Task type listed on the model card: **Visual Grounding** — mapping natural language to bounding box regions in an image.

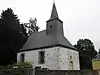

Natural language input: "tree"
[0,8,20,32]
[20,23,28,37]
[24,18,39,36]
[74,39,97,69]
[0,8,27,65]
[0,8,39,65]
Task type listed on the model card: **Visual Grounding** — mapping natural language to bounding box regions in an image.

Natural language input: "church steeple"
[50,3,59,19]
[46,3,63,36]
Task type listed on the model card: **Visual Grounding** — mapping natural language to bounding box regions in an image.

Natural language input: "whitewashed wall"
[58,47,80,70]
[17,46,80,70]
[17,47,59,70]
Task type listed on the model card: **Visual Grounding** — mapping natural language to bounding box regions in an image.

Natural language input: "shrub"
[17,61,33,69]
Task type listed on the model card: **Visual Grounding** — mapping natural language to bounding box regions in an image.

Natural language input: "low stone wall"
[35,70,98,75]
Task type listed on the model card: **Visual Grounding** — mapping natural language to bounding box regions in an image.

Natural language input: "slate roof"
[19,3,76,52]
[50,2,59,19]
[19,30,75,52]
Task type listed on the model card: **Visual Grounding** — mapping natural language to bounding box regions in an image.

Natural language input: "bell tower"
[46,3,64,36]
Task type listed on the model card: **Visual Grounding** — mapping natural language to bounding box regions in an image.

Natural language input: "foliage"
[0,8,27,38]
[0,8,27,65]
[20,24,28,37]
[0,8,20,32]
[17,61,33,69]
[74,39,97,69]
[0,62,32,69]
[0,8,39,66]
[0,61,33,75]
[24,18,39,36]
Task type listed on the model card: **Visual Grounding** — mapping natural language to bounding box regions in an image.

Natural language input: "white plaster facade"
[17,46,80,70]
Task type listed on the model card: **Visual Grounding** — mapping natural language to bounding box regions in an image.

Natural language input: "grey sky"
[0,0,100,51]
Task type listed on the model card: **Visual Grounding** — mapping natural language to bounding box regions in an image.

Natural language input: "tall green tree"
[0,8,27,65]
[24,18,39,36]
[0,8,20,32]
[74,39,97,69]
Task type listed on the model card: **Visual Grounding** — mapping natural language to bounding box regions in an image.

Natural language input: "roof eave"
[18,44,76,53]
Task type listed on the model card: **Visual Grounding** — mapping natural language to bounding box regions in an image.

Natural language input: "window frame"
[38,50,45,64]
[20,53,25,62]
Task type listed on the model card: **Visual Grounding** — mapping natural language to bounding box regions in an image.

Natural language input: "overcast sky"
[0,0,100,51]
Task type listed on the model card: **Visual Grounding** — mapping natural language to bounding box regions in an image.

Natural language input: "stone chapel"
[17,3,80,70]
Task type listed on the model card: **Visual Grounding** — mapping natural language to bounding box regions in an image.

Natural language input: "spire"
[50,3,59,19]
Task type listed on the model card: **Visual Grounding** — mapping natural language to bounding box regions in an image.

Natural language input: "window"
[50,25,52,28]
[69,61,73,70]
[38,51,45,64]
[70,61,73,64]
[70,56,72,59]
[20,53,25,62]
